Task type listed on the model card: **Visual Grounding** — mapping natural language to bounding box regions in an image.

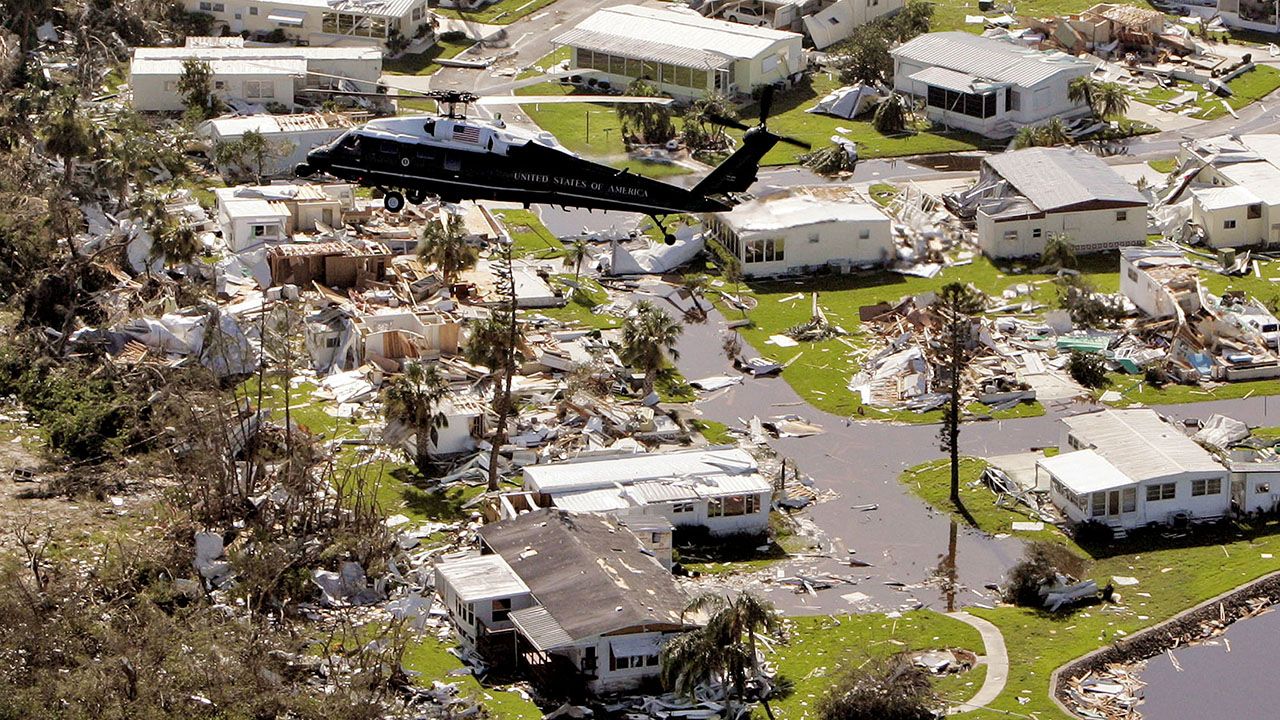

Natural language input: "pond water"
[1138,607,1280,719]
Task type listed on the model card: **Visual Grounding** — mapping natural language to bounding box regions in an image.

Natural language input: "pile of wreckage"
[847,292,1039,413]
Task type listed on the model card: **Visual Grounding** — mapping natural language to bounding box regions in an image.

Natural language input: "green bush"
[1068,351,1109,389]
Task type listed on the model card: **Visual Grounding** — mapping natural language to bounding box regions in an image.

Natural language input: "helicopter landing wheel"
[406,189,427,205]
[664,233,676,246]
[383,190,405,213]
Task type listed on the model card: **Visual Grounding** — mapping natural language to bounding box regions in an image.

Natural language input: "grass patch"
[1147,157,1177,175]
[901,457,1067,542]
[771,612,987,717]
[690,418,736,445]
[717,252,1117,417]
[434,0,560,25]
[384,38,475,76]
[401,638,542,719]
[973,518,1280,719]
[513,81,693,179]
[730,73,991,165]
[869,182,900,207]
[493,208,563,258]
[1130,65,1280,121]
[1101,373,1280,406]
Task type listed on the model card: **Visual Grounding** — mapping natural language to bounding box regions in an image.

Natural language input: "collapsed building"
[1022,3,1196,58]
[1160,134,1280,248]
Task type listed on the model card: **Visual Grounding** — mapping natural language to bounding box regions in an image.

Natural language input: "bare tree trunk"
[948,326,962,507]
[415,426,431,475]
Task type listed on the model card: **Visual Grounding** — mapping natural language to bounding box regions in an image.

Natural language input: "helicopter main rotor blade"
[481,95,673,106]
[777,134,812,150]
[702,112,751,131]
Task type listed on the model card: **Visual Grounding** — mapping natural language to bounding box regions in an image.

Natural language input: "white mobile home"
[704,189,894,277]
[215,183,354,250]
[514,447,772,536]
[554,4,803,101]
[184,0,434,46]
[967,147,1147,258]
[1119,246,1201,320]
[1171,134,1280,249]
[1040,409,1229,532]
[1228,461,1280,515]
[472,510,693,694]
[890,32,1094,138]
[129,45,381,112]
[433,555,535,654]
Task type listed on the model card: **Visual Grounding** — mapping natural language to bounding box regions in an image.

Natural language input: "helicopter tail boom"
[691,127,780,200]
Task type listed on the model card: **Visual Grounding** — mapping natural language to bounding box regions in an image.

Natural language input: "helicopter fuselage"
[299,115,736,216]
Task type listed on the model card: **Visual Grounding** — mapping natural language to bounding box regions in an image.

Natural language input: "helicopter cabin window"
[444,153,462,172]
[744,237,784,264]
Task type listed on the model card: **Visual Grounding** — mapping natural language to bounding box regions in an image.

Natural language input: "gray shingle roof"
[984,147,1147,212]
[480,510,689,643]
[891,31,1092,88]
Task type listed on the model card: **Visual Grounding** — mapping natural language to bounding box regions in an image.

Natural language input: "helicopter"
[294,87,810,243]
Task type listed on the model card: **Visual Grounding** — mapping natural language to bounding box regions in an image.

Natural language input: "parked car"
[722,4,770,26]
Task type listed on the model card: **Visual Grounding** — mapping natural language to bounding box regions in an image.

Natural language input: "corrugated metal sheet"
[509,605,575,651]
[985,147,1147,212]
[1062,409,1224,482]
[552,4,799,63]
[909,66,983,93]
[552,487,631,513]
[1191,184,1262,211]
[891,31,1091,88]
[552,28,729,69]
[435,555,530,602]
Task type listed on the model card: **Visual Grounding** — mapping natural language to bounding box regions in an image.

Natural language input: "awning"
[268,10,306,26]
[910,66,998,95]
[609,634,662,658]
[510,605,575,651]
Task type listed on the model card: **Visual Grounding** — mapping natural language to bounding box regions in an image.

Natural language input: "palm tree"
[1038,117,1071,147]
[662,592,782,718]
[383,362,450,475]
[43,92,93,187]
[1094,81,1130,119]
[1010,125,1041,150]
[681,273,709,315]
[418,212,477,289]
[620,300,683,396]
[617,78,676,145]
[1067,76,1097,111]
[465,310,521,491]
[564,237,590,284]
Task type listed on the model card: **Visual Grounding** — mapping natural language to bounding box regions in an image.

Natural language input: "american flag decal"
[452,124,481,143]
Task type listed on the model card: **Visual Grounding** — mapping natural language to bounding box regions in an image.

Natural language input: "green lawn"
[1131,65,1280,121]
[384,38,476,76]
[401,638,542,719]
[690,418,736,445]
[1147,156,1177,175]
[718,250,1118,417]
[731,73,992,166]
[1101,373,1280,406]
[433,0,561,25]
[513,82,694,178]
[901,457,1073,543]
[493,208,564,258]
[771,612,987,717]
[896,458,1280,720]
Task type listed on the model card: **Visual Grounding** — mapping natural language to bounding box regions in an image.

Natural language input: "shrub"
[817,652,936,720]
[1068,351,1109,389]
[1003,541,1090,607]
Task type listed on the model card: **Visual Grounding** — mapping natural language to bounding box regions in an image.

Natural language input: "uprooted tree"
[816,652,937,720]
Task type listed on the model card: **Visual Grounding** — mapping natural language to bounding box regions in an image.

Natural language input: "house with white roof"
[890,31,1094,137]
[129,44,381,112]
[802,0,905,49]
[554,4,803,100]
[183,0,433,46]
[1038,409,1229,533]
[503,447,772,536]
[1173,134,1280,249]
[198,113,359,177]
[434,510,693,693]
[703,187,894,277]
[952,146,1147,258]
